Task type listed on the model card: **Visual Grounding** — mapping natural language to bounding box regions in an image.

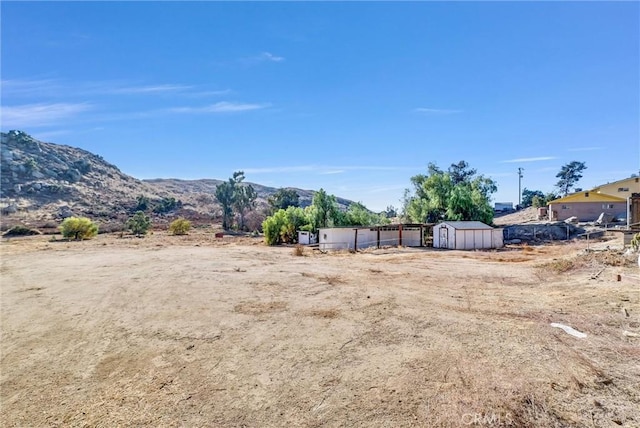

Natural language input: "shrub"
[631,232,640,252]
[60,217,98,240]
[262,206,312,245]
[127,211,151,237]
[293,244,304,256]
[169,218,191,235]
[153,197,181,214]
[2,225,42,237]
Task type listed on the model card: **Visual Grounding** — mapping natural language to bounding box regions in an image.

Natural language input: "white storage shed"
[297,231,317,245]
[432,221,503,250]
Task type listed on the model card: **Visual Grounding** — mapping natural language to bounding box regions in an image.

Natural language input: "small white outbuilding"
[318,224,424,251]
[432,221,503,250]
[297,231,317,245]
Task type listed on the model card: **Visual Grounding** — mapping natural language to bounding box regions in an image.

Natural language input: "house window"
[602,204,614,209]
[561,205,570,210]
[618,187,629,192]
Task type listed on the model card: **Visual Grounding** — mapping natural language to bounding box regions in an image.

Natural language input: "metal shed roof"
[438,221,493,230]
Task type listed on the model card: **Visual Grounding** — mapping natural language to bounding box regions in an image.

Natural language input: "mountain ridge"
[0,130,354,229]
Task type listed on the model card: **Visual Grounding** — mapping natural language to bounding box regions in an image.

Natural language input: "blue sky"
[1,2,638,211]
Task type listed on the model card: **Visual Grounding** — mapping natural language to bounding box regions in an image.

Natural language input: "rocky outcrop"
[503,222,585,242]
[0,130,166,220]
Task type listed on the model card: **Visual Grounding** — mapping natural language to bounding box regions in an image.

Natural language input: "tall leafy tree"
[232,171,257,231]
[404,161,497,224]
[214,171,258,230]
[448,160,477,185]
[555,161,587,196]
[214,180,235,230]
[342,202,389,226]
[521,188,546,208]
[309,188,340,230]
[268,188,300,212]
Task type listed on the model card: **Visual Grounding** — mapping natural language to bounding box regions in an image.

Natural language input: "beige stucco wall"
[594,177,640,200]
[548,201,627,222]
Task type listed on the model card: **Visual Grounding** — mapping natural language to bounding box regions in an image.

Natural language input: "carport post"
[377,227,380,249]
[399,224,403,246]
[354,229,358,252]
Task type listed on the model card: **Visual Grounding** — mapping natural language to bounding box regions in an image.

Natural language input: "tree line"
[520,161,587,208]
[218,159,588,245]
[262,189,390,245]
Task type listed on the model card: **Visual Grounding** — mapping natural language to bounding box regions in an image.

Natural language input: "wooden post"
[399,224,403,246]
[377,227,380,249]
[354,229,358,252]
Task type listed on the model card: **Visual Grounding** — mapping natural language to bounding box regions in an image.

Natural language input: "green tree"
[404,161,497,224]
[309,188,340,230]
[127,211,151,237]
[448,160,477,185]
[545,191,559,204]
[153,197,181,214]
[343,202,390,226]
[214,171,257,230]
[555,161,587,196]
[215,179,236,230]
[531,195,543,208]
[268,188,300,212]
[232,171,257,231]
[60,217,99,240]
[135,195,150,212]
[384,205,397,219]
[521,188,546,208]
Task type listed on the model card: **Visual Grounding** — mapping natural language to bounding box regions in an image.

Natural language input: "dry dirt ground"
[1,231,639,427]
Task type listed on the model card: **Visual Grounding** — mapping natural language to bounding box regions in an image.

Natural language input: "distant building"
[494,202,513,212]
[548,176,639,222]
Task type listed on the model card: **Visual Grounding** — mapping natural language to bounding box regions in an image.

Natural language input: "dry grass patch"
[304,309,340,319]
[233,301,288,315]
[292,244,304,256]
[323,275,346,285]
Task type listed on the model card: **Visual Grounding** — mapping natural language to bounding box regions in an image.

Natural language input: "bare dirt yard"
[1,231,639,427]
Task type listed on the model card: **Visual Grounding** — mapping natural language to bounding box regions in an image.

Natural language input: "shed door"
[439,227,449,249]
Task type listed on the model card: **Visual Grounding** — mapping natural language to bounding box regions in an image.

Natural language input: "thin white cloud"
[260,52,285,62]
[1,102,92,128]
[169,102,270,113]
[109,84,192,94]
[239,52,285,66]
[414,107,463,115]
[501,156,557,163]
[319,170,345,175]
[1,78,63,97]
[365,184,407,194]
[2,78,225,99]
[567,146,602,152]
[185,89,232,98]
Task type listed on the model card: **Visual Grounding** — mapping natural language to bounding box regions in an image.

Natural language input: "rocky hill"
[0,130,353,230]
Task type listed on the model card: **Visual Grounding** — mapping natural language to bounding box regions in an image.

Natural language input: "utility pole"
[517,167,524,208]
